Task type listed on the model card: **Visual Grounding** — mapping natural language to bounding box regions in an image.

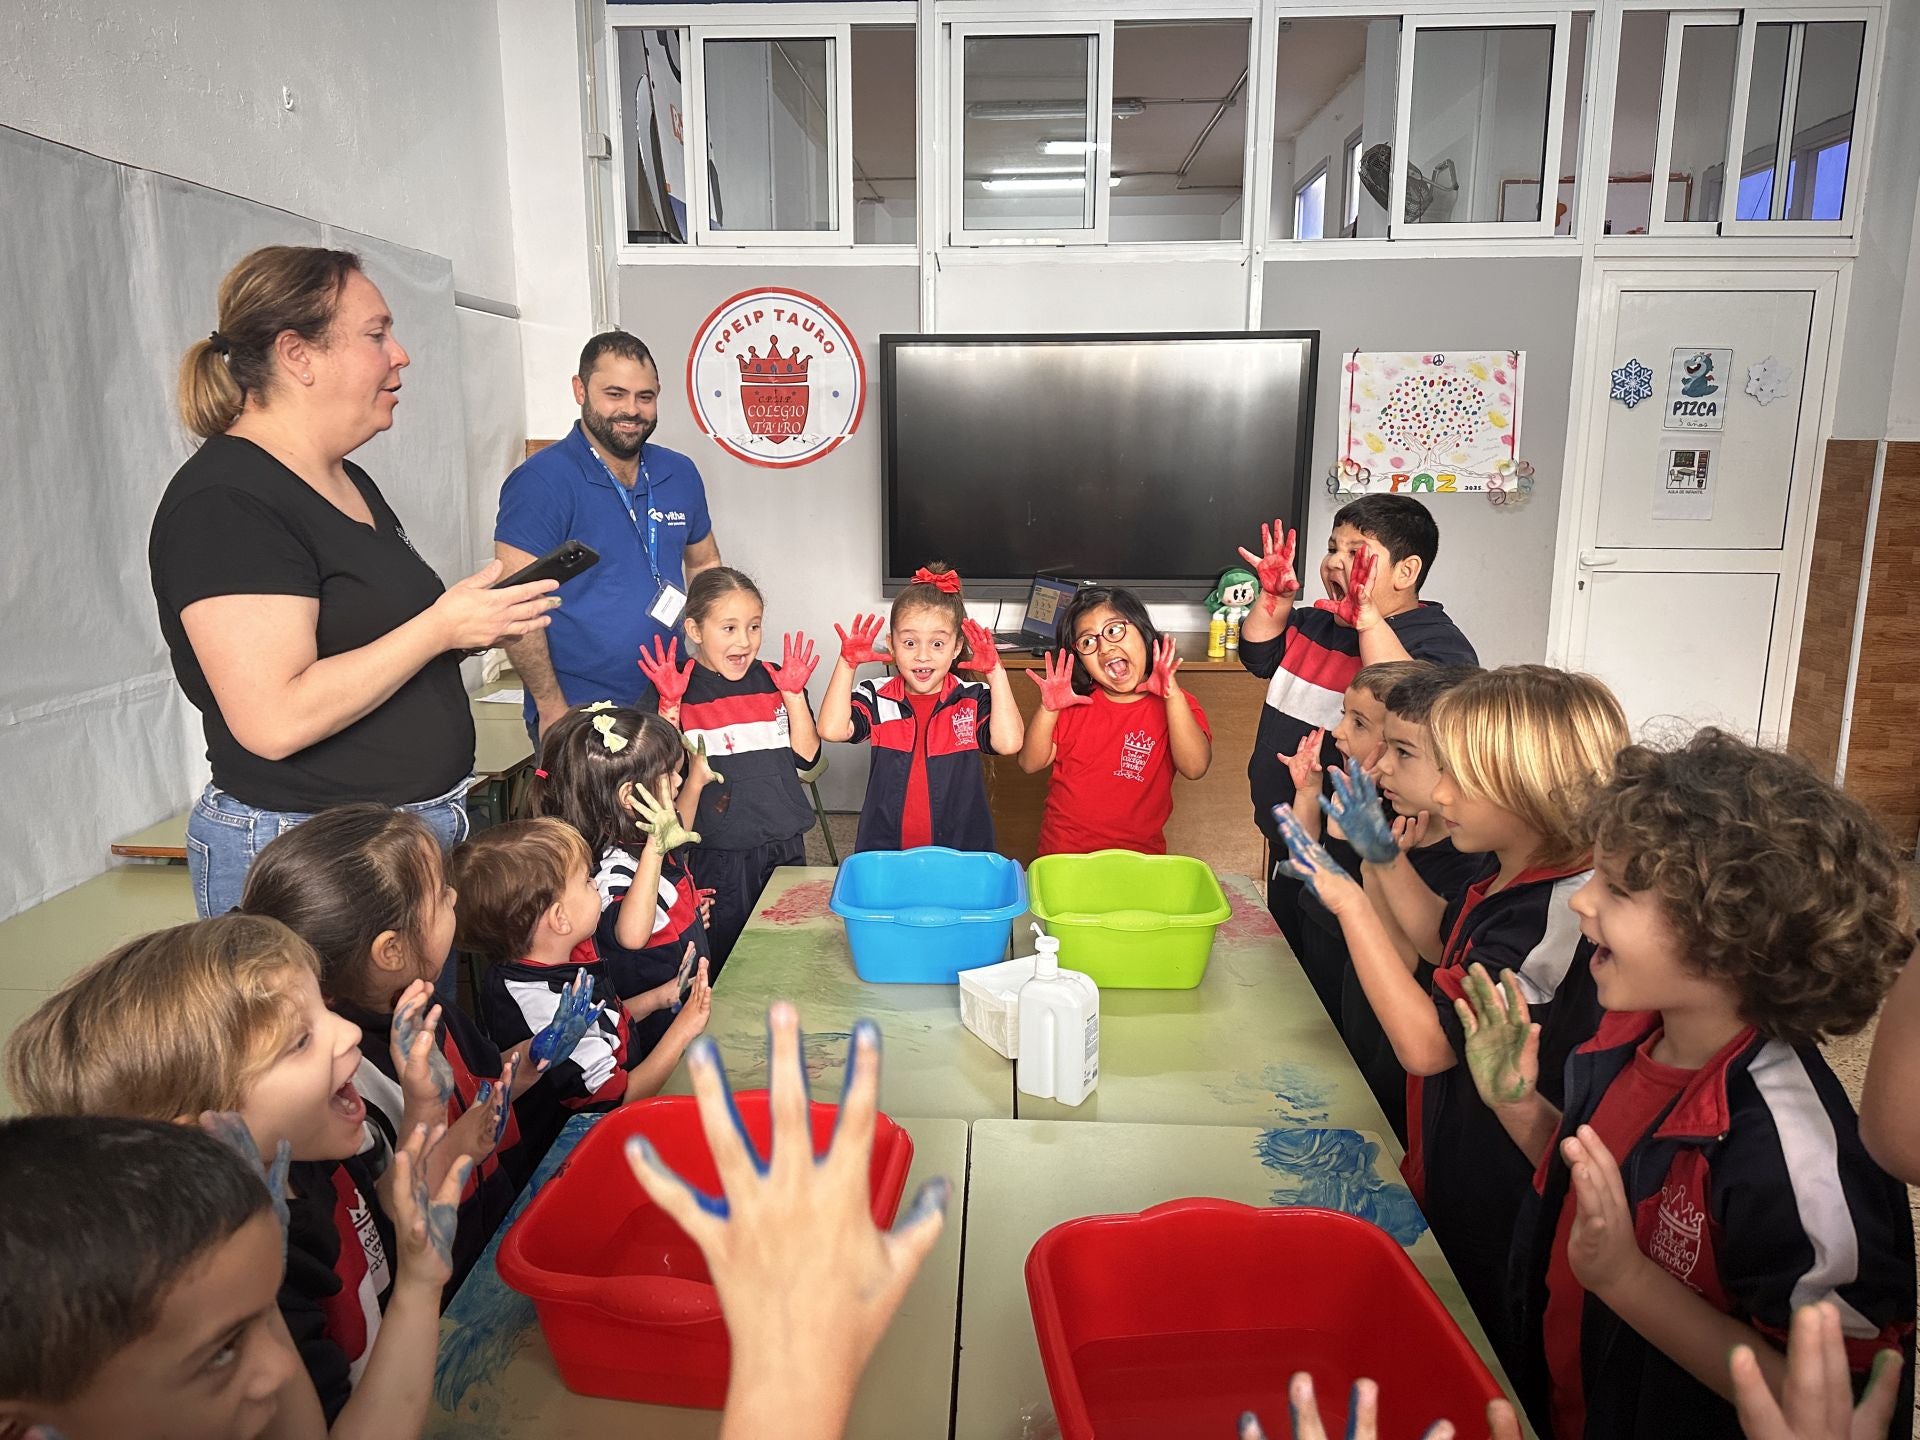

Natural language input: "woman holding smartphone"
[150,245,558,937]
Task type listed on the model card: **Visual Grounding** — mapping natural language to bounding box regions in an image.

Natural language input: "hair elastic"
[208,330,231,355]
[534,768,549,780]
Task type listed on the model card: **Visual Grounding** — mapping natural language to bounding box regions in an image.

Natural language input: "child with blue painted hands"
[1274,666,1625,1370]
[818,562,1024,852]
[3,915,473,1439]
[1450,730,1914,1440]
[452,817,711,1161]
[624,1002,950,1440]
[534,702,719,1015]
[242,804,610,1287]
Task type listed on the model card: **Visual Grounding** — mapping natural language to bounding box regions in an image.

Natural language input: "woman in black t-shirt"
[150,246,558,942]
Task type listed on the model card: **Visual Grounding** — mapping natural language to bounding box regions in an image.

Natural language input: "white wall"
[1280,70,1364,238]
[499,0,600,443]
[0,0,517,300]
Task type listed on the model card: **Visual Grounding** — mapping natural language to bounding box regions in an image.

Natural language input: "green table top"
[0,863,195,993]
[953,1118,1525,1440]
[665,867,1015,1122]
[1017,874,1402,1152]
[428,1111,969,1440]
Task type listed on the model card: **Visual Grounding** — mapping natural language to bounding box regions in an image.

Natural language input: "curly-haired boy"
[1454,728,1915,1440]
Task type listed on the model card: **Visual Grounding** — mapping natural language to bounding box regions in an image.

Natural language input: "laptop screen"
[1022,576,1080,641]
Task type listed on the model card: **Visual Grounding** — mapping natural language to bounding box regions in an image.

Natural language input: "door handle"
[1578,551,1617,568]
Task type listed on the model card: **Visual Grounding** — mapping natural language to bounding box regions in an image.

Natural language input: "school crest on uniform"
[949,704,977,747]
[1648,1181,1705,1287]
[1116,729,1155,783]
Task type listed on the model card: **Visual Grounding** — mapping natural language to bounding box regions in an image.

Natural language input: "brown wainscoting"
[1840,440,1920,848]
[526,439,558,458]
[1787,439,1878,777]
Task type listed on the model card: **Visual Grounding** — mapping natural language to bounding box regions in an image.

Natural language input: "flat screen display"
[882,331,1317,597]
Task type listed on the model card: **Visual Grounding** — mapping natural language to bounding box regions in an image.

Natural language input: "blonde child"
[1455,731,1914,1439]
[818,563,1022,851]
[1018,585,1211,855]
[450,818,711,1159]
[637,566,820,963]
[1274,665,1625,1365]
[534,703,717,1012]
[4,915,469,1437]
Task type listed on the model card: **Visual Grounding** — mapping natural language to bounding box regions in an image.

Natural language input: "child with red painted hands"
[1273,666,1623,1370]
[1451,730,1915,1440]
[3,916,473,1438]
[241,804,610,1285]
[817,563,1023,853]
[1295,661,1428,1029]
[638,567,821,965]
[1238,496,1478,963]
[453,818,712,1160]
[534,702,719,1012]
[1019,586,1213,856]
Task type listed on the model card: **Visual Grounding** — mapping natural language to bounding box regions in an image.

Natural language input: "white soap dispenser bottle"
[1015,930,1099,1106]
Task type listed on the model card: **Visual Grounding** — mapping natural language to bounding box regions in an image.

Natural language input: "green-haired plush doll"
[1205,565,1260,656]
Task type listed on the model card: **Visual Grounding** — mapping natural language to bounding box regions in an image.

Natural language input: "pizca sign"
[685,287,865,469]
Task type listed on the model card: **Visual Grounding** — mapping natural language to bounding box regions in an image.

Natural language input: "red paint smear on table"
[1218,892,1280,942]
[761,878,835,926]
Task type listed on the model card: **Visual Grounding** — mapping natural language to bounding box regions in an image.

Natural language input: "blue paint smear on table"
[1265,1061,1334,1124]
[1253,1126,1430,1246]
[433,1113,598,1418]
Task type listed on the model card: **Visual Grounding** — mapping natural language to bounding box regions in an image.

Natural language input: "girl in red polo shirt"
[1020,586,1213,856]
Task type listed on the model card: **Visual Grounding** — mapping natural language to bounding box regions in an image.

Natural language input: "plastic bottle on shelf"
[1223,605,1245,652]
[1207,611,1228,658]
[1015,930,1099,1107]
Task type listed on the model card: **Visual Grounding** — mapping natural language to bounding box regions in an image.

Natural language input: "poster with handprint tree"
[1338,351,1524,495]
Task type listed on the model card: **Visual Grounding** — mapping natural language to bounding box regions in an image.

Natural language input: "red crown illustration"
[738,337,811,381]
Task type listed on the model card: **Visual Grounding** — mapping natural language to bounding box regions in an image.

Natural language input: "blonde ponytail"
[176,246,362,440]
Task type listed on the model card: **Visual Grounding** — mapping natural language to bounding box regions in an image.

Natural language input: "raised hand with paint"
[624,1004,949,1440]
[1453,963,1542,1111]
[237,803,538,1291]
[637,634,696,721]
[1,912,461,1435]
[1278,726,1327,841]
[1326,757,1400,865]
[529,704,717,1004]
[818,564,1023,853]
[451,817,716,1159]
[1021,586,1211,858]
[1271,803,1363,914]
[1236,520,1301,616]
[664,568,823,966]
[1236,1372,1521,1440]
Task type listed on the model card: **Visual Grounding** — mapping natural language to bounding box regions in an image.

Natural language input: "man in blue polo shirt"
[494,331,722,738]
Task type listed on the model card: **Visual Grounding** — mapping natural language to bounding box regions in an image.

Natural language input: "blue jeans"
[186,779,472,1004]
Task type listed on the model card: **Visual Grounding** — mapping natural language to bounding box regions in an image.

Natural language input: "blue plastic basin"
[828,847,1028,983]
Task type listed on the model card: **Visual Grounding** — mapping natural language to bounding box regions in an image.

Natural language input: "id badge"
[649,581,687,628]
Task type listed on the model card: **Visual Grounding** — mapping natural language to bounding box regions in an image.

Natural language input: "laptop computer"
[992,575,1081,652]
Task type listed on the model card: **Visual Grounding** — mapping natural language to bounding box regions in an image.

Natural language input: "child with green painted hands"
[532,703,721,1023]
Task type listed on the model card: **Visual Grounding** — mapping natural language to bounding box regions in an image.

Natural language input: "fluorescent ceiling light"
[1039,139,1096,155]
[967,99,1146,122]
[977,175,1126,191]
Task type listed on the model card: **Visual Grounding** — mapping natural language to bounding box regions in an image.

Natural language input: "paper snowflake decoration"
[1610,359,1655,409]
[1746,355,1794,407]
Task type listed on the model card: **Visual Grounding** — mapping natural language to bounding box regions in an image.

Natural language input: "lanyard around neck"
[585,439,661,589]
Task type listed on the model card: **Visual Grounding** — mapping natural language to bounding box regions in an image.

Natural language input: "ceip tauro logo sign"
[685,287,865,469]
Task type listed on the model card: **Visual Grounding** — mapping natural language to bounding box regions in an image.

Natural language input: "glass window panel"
[1784,21,1864,220]
[853,26,915,243]
[1271,16,1396,241]
[1295,170,1327,239]
[1553,12,1589,235]
[1110,20,1250,243]
[1666,24,1738,224]
[1736,23,1791,219]
[621,27,690,244]
[705,38,836,233]
[1606,10,1667,236]
[1407,25,1555,226]
[962,34,1096,232]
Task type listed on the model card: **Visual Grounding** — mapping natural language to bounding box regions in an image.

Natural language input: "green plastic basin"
[1026,851,1231,989]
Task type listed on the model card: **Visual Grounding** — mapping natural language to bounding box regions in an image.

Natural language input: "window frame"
[1719,6,1875,238]
[1341,129,1364,235]
[1648,11,1740,237]
[1390,10,1575,241]
[1294,160,1330,239]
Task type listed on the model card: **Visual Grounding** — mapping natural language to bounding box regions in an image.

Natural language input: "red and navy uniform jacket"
[481,945,638,1163]
[846,672,997,852]
[592,841,715,1027]
[1513,1011,1916,1440]
[1405,858,1600,1362]
[673,660,819,851]
[281,1154,394,1425]
[1239,600,1476,843]
[335,998,525,1292]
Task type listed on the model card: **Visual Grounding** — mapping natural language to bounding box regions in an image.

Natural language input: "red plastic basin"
[1026,1199,1503,1440]
[496,1093,915,1408]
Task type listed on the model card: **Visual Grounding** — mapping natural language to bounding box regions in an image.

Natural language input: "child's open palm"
[630,775,701,851]
[1273,803,1363,915]
[530,967,599,1073]
[391,981,455,1130]
[1029,650,1093,713]
[1237,522,1300,602]
[639,635,695,710]
[1563,1126,1643,1295]
[664,958,713,1045]
[835,613,888,667]
[1281,728,1325,794]
[430,1052,517,1190]
[390,1122,474,1290]
[1141,636,1182,697]
[768,632,819,693]
[1454,963,1540,1108]
[1326,759,1399,864]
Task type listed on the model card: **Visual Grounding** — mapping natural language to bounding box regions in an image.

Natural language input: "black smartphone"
[495,540,600,589]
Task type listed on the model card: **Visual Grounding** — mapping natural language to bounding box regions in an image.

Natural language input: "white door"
[1562,269,1834,744]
